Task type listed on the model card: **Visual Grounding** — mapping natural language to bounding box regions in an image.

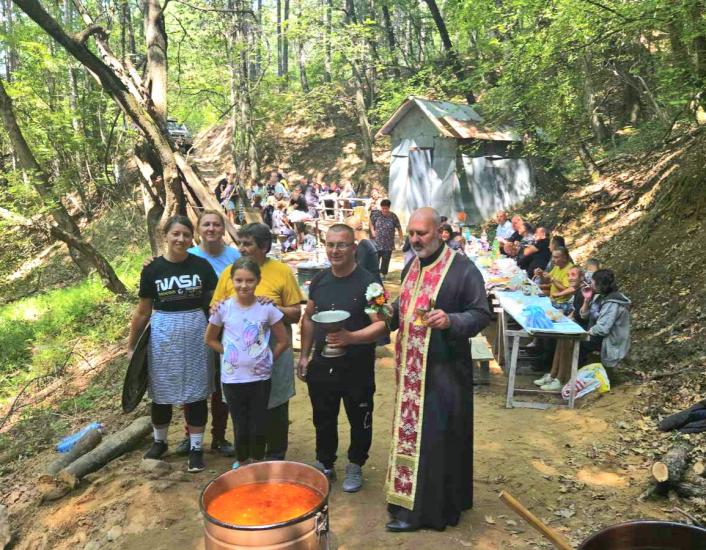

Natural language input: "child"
[585,258,600,285]
[205,257,289,469]
[534,266,585,391]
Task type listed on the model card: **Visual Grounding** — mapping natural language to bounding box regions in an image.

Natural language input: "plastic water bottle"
[491,238,500,259]
[480,229,488,251]
[56,422,104,453]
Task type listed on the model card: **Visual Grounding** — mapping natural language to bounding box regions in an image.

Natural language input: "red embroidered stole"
[386,245,455,509]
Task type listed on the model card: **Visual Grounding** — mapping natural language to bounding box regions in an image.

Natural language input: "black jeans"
[378,249,393,275]
[307,380,374,469]
[579,336,603,366]
[223,380,271,462]
[264,401,289,460]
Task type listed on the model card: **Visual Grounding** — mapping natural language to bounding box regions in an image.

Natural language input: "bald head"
[409,207,441,228]
[408,207,442,259]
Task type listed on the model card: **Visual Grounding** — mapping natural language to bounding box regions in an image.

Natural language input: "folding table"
[494,291,588,409]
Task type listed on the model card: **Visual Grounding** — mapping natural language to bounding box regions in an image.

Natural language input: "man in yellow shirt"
[212,223,303,460]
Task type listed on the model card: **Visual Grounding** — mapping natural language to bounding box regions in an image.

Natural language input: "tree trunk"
[14,0,191,251]
[298,39,310,93]
[351,64,374,165]
[581,55,609,142]
[577,142,601,181]
[282,0,289,85]
[277,0,282,77]
[323,0,332,83]
[144,0,168,123]
[381,4,400,77]
[422,0,475,105]
[0,77,111,278]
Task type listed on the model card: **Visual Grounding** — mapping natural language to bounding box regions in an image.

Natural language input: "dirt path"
[10,349,673,550]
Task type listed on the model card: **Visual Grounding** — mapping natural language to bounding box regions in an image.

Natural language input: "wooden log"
[59,416,152,483]
[693,460,705,476]
[651,441,692,495]
[673,480,706,499]
[45,428,102,475]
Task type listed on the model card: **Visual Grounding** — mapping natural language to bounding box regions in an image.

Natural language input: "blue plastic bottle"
[56,422,104,453]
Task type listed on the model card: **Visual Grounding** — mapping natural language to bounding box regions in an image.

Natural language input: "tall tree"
[0,78,127,294]
[423,0,475,104]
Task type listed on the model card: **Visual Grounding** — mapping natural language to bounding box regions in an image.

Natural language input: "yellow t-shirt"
[211,258,303,307]
[549,263,574,303]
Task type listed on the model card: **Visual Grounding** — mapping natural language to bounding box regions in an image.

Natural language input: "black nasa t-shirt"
[139,254,217,312]
[308,264,377,384]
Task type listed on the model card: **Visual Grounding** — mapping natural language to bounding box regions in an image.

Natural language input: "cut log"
[45,428,102,475]
[693,460,705,476]
[651,441,692,495]
[673,480,706,499]
[40,416,151,501]
[60,416,151,483]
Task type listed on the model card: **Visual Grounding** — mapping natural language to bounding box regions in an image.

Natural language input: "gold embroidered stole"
[386,245,455,509]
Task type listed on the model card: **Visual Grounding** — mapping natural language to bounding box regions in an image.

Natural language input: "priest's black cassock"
[388,243,491,530]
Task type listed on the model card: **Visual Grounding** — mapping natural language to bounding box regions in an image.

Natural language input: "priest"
[386,207,491,532]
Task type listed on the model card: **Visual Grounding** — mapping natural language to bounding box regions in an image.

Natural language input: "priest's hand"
[424,309,450,330]
[326,328,354,348]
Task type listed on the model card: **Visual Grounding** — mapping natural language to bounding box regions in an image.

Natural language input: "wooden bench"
[471,336,494,385]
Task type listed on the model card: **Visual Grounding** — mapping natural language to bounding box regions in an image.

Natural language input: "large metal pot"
[200,461,330,550]
[578,520,706,549]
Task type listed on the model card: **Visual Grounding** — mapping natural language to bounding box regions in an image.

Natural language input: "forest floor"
[4,121,706,548]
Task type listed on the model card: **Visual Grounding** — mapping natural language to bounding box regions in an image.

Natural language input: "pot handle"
[315,505,329,536]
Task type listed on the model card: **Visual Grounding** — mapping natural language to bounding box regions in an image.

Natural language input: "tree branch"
[74,23,105,44]
[172,0,254,16]
[580,0,630,21]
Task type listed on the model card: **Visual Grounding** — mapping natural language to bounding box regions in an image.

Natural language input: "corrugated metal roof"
[375,96,521,142]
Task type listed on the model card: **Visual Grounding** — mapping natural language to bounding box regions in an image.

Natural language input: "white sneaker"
[533,373,552,386]
[541,378,562,391]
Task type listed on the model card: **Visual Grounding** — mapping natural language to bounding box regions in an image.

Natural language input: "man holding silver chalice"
[298,224,387,493]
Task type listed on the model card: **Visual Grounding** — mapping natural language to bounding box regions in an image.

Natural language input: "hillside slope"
[513,129,706,426]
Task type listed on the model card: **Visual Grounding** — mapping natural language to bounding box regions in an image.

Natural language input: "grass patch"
[0,202,151,403]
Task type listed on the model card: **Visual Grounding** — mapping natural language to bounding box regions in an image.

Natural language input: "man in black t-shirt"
[298,224,387,493]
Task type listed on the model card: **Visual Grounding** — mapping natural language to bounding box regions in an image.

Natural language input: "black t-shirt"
[573,289,588,329]
[308,264,377,383]
[290,195,307,212]
[508,231,522,242]
[139,254,217,312]
[355,239,382,284]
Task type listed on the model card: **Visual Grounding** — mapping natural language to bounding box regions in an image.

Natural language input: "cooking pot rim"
[199,462,330,532]
[580,519,706,547]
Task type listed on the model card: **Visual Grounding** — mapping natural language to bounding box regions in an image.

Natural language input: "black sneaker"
[187,449,205,473]
[175,437,190,456]
[144,440,168,460]
[211,439,236,457]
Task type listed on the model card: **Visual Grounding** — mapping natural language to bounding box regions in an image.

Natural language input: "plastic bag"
[561,363,611,400]
[522,305,554,329]
[56,422,104,453]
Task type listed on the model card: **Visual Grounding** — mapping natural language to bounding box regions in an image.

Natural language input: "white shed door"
[407,147,433,210]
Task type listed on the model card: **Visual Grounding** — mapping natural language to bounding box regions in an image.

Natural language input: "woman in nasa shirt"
[127,215,218,472]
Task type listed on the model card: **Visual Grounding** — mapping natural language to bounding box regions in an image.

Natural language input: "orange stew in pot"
[207,482,321,526]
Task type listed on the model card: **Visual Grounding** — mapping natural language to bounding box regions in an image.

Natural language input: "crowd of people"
[487,210,631,391]
[124,192,630,534]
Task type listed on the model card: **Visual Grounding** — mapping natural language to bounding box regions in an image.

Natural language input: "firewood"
[60,416,151,482]
[693,461,705,476]
[673,480,706,499]
[40,416,151,502]
[45,428,102,475]
[651,441,692,495]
